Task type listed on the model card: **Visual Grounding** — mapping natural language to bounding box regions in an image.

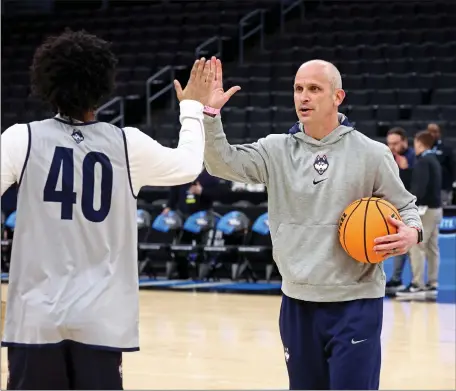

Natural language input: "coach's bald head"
[293,60,345,138]
[297,60,342,91]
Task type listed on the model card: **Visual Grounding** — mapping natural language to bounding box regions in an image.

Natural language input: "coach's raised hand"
[174,57,213,105]
[206,56,241,109]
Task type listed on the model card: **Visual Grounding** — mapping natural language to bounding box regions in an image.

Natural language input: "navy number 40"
[43,147,113,223]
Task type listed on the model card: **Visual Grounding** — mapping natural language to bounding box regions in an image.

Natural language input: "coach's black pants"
[7,340,123,390]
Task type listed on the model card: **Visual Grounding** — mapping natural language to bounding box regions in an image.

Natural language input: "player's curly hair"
[30,28,118,120]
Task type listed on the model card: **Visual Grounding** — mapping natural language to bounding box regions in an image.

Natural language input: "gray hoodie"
[203,114,423,302]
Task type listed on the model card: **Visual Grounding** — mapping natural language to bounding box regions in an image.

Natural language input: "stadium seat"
[201,210,251,281]
[238,212,276,280]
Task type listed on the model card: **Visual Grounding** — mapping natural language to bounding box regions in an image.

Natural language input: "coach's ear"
[334,88,345,107]
[173,80,184,102]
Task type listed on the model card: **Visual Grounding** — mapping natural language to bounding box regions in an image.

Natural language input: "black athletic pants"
[6,340,123,390]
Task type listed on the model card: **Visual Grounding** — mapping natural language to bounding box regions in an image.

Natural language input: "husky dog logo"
[313,155,329,175]
[71,129,84,144]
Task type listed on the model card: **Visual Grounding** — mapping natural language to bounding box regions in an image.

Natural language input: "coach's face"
[293,63,344,124]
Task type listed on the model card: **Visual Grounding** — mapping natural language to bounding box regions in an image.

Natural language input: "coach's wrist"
[410,226,423,244]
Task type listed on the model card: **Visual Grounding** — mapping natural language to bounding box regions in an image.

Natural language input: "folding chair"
[138,210,183,278]
[202,210,251,281]
[168,210,220,280]
[237,212,278,282]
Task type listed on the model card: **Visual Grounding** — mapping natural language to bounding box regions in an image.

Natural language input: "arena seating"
[240,1,456,140]
[141,0,456,147]
[2,0,456,150]
[1,0,275,132]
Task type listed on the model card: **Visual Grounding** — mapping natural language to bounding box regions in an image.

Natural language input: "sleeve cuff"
[179,99,204,115]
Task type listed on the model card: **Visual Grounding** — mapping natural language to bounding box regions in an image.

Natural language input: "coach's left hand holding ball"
[373,216,419,257]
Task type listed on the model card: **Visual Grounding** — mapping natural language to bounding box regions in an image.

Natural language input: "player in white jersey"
[0,29,214,390]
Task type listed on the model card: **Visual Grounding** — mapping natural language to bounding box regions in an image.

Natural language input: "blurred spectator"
[386,127,415,190]
[427,123,455,205]
[162,168,226,279]
[385,127,415,294]
[396,130,443,300]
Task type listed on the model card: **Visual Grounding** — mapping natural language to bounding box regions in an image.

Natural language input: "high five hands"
[174,56,241,109]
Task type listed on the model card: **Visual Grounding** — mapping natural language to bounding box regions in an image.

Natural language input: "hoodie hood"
[288,113,355,147]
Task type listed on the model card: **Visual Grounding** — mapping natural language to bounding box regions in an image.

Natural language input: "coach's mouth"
[299,108,313,115]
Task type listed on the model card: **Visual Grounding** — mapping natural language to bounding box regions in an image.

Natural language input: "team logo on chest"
[313,155,329,175]
[71,129,84,144]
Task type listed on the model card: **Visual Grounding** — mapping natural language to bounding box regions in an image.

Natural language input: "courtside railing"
[95,96,125,127]
[146,65,176,127]
[239,9,265,65]
[280,0,305,34]
[195,36,223,58]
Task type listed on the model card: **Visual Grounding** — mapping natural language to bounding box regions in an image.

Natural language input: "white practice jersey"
[1,100,205,351]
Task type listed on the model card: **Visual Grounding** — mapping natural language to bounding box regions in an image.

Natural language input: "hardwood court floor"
[1,284,455,389]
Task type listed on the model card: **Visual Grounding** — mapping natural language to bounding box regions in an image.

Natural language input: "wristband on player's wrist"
[203,106,220,117]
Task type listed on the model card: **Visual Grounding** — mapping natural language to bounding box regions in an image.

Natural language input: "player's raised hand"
[174,57,214,105]
[206,56,241,109]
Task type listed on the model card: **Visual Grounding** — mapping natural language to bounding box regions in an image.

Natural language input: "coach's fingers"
[373,241,404,252]
[224,86,241,100]
[374,233,401,244]
[387,215,404,227]
[173,80,183,101]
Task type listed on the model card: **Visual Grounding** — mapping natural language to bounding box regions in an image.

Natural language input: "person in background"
[427,123,455,206]
[162,168,223,218]
[396,130,443,300]
[162,168,225,279]
[385,127,416,294]
[386,127,416,180]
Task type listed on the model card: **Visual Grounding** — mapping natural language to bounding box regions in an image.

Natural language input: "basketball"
[338,197,402,264]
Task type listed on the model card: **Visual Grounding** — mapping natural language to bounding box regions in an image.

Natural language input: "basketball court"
[1,283,454,390]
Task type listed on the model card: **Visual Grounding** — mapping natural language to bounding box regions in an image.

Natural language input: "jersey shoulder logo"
[313,154,329,175]
[71,129,84,144]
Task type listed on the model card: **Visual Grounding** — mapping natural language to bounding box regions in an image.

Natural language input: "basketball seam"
[363,198,372,264]
[343,199,363,258]
[376,200,391,236]
[380,204,400,221]
[376,200,390,262]
[376,199,401,218]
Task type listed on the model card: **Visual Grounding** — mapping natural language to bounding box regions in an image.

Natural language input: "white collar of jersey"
[54,113,84,124]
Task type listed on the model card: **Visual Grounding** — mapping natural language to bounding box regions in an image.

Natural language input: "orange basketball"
[338,197,402,264]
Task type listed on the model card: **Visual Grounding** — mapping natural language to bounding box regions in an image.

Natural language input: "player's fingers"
[201,59,211,83]
[217,59,223,83]
[211,57,217,81]
[188,59,199,83]
[224,86,241,99]
[207,57,216,83]
[173,80,183,100]
[196,57,206,79]
[374,233,401,244]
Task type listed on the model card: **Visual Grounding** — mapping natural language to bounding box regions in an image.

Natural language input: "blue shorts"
[279,294,383,390]
[6,340,123,390]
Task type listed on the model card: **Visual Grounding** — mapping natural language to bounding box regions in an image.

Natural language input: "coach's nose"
[299,91,310,103]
